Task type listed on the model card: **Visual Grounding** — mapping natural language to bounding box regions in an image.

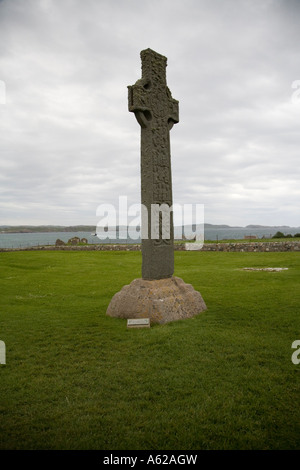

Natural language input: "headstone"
[106,49,207,324]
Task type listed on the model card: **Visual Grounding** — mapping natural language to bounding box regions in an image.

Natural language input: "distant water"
[0,231,131,249]
[204,226,300,241]
[1,227,300,249]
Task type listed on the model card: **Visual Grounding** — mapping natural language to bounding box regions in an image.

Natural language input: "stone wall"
[1,241,300,252]
[199,241,300,252]
[0,244,141,252]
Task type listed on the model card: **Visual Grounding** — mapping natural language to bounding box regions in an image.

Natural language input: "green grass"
[0,250,299,450]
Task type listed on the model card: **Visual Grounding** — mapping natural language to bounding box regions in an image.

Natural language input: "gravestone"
[106,49,206,324]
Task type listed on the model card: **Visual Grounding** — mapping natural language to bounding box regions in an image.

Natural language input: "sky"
[0,0,299,227]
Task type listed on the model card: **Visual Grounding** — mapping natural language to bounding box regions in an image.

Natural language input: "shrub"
[272,231,285,238]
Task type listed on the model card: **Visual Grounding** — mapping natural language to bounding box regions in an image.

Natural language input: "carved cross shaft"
[128,49,179,280]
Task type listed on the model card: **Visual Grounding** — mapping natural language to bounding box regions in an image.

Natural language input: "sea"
[1,226,300,249]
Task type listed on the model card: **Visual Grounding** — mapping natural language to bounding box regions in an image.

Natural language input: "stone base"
[106,276,207,324]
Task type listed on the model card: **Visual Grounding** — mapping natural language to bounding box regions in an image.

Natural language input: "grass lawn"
[0,250,299,450]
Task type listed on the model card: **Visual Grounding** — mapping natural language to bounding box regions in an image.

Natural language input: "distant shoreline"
[1,224,299,234]
[0,226,97,234]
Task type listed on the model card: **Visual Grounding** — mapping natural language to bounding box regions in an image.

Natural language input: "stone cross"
[128,49,179,280]
[106,50,206,324]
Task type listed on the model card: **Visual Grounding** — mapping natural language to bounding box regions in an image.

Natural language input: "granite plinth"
[106,276,206,324]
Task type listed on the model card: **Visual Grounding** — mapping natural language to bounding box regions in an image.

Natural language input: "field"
[0,250,299,450]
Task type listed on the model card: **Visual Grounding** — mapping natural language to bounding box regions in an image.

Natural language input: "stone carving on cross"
[106,49,207,323]
[128,48,179,280]
[128,49,179,132]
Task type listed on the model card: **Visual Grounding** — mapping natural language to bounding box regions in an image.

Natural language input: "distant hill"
[0,225,96,233]
[204,223,241,229]
[245,224,292,229]
[0,223,299,233]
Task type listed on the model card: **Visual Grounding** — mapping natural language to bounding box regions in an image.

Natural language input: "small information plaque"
[0,340,6,365]
[127,318,150,329]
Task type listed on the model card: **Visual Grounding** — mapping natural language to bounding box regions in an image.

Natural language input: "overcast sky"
[0,0,299,227]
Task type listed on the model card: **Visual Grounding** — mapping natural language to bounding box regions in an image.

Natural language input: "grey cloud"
[0,0,299,226]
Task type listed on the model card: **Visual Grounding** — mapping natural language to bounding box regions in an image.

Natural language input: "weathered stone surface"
[55,238,66,246]
[68,236,80,245]
[243,267,288,272]
[200,241,300,252]
[106,276,207,324]
[2,241,300,253]
[128,48,179,280]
